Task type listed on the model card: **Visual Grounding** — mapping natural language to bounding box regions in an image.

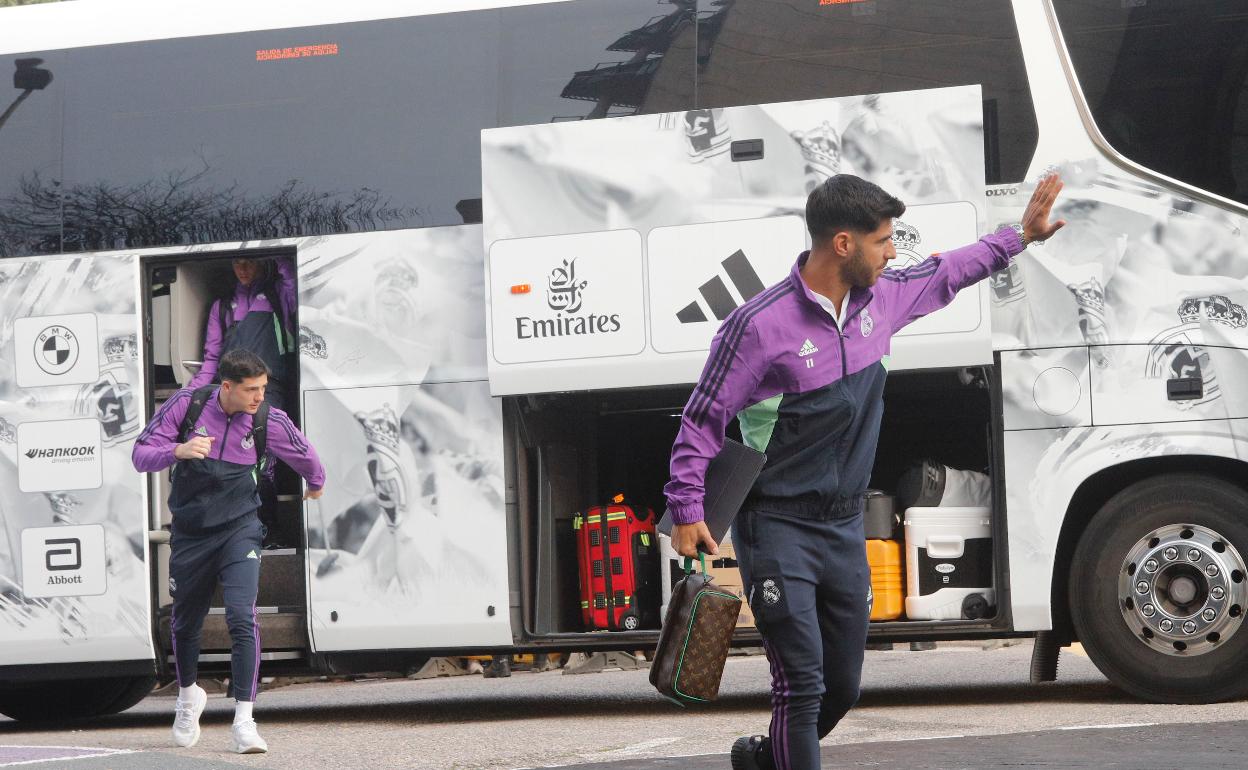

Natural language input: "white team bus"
[1,0,1247,719]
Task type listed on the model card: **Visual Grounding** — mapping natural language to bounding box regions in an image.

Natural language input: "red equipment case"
[574,498,660,631]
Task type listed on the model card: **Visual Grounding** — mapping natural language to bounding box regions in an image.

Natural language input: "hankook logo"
[516,258,623,340]
[24,445,96,463]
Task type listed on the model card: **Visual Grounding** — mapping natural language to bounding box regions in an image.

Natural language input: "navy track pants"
[733,509,871,770]
[169,514,264,702]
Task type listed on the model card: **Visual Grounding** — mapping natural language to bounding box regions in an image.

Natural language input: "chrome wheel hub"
[1119,524,1247,655]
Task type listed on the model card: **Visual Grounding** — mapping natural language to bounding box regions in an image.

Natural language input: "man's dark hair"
[219,349,269,383]
[806,174,906,245]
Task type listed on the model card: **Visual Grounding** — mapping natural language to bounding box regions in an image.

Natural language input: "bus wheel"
[1070,474,1248,703]
[0,675,157,722]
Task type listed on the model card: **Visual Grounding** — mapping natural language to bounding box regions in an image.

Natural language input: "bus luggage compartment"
[508,365,1000,641]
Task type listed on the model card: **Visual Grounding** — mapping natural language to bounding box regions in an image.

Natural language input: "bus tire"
[0,675,156,722]
[1069,473,1248,703]
[101,674,159,715]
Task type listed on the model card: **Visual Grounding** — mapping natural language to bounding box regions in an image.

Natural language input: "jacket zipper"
[839,304,867,379]
[219,413,234,460]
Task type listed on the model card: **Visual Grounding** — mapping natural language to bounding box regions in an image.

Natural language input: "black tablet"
[657,438,766,544]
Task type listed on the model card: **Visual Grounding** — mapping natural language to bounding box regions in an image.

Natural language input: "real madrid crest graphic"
[1068,277,1112,368]
[889,220,924,270]
[76,333,139,446]
[762,578,781,606]
[34,325,79,376]
[790,121,842,194]
[1146,295,1247,409]
[354,403,409,531]
[299,325,328,359]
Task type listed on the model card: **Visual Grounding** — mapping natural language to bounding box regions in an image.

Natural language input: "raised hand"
[1023,173,1067,244]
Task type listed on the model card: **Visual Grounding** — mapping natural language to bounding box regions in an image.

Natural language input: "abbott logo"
[22,525,106,598]
[676,249,766,324]
[45,537,82,573]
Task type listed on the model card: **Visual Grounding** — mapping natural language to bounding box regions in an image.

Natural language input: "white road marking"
[1057,723,1156,731]
[577,737,683,760]
[0,746,137,767]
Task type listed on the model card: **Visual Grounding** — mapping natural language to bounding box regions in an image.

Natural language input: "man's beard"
[840,246,877,288]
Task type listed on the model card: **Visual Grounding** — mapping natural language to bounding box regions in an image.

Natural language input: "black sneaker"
[730,735,774,770]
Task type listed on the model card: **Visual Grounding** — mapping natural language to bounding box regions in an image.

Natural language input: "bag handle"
[682,552,707,575]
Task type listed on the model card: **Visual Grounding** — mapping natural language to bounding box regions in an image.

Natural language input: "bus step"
[208,549,304,607]
[159,610,307,652]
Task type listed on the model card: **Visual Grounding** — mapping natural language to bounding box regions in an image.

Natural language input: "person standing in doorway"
[665,174,1065,770]
[189,257,296,412]
[133,349,325,754]
[189,256,298,545]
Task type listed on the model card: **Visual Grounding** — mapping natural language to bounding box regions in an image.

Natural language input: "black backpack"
[177,385,269,475]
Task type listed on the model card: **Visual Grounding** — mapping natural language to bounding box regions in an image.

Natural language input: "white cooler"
[904,506,995,620]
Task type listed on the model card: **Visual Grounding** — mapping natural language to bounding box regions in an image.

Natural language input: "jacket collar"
[790,251,873,320]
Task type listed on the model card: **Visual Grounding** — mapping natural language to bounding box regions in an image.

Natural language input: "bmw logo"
[34,326,79,376]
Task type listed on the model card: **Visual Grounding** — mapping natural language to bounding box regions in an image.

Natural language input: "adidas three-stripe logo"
[798,339,818,357]
[676,249,766,323]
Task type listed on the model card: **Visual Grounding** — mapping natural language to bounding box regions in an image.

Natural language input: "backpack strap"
[261,283,295,355]
[177,386,216,443]
[218,292,240,341]
[248,401,270,477]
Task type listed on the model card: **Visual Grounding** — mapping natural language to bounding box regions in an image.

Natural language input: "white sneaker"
[171,685,207,748]
[231,718,269,754]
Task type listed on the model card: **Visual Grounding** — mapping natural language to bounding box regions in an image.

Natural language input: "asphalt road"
[3,641,1247,769]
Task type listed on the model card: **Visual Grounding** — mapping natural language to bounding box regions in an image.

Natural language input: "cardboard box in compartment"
[660,534,754,627]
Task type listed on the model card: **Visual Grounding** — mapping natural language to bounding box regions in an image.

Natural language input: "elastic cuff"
[996,225,1026,256]
[668,502,705,525]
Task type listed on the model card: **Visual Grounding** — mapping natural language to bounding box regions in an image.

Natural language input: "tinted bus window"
[498,0,696,126]
[59,12,500,252]
[694,0,1038,185]
[0,52,63,257]
[1053,0,1248,206]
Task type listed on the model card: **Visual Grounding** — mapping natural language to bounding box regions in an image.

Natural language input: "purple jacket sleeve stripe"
[687,282,793,423]
[664,319,770,525]
[267,409,325,489]
[132,389,192,473]
[270,410,310,454]
[875,229,1021,334]
[136,389,191,445]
